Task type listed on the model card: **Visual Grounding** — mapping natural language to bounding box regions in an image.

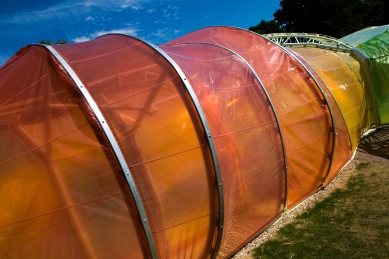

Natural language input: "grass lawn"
[252,159,389,259]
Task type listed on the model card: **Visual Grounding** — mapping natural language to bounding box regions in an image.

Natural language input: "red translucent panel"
[290,50,352,185]
[160,43,285,257]
[0,46,150,258]
[165,26,332,211]
[54,35,219,259]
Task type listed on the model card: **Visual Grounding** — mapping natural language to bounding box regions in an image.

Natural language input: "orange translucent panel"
[165,27,332,211]
[290,51,353,185]
[160,43,285,258]
[292,48,368,151]
[0,46,150,258]
[335,52,376,127]
[54,35,219,259]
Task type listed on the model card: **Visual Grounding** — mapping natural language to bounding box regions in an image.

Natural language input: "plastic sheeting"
[1,25,378,259]
[165,27,333,209]
[340,25,389,125]
[53,35,220,259]
[0,45,150,258]
[291,48,368,151]
[289,52,352,186]
[160,43,285,258]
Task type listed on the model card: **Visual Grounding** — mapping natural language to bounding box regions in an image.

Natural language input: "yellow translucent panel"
[292,48,368,151]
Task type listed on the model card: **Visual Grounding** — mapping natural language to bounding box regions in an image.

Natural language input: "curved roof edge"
[97,33,226,259]
[35,43,159,259]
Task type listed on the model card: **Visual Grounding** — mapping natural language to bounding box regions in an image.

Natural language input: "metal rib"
[233,28,338,190]
[352,48,380,127]
[168,41,290,212]
[97,34,225,259]
[264,33,353,53]
[283,49,343,186]
[42,44,159,259]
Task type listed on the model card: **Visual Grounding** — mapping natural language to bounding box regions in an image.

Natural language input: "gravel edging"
[231,152,364,259]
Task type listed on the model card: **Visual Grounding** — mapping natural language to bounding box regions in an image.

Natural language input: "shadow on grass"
[252,159,389,259]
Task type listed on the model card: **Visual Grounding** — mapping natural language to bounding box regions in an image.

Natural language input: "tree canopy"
[250,0,389,38]
[39,39,68,45]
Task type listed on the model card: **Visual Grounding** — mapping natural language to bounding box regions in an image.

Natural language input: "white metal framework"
[264,33,352,53]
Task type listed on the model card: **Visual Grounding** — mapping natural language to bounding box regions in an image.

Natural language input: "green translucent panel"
[370,56,389,124]
[340,25,389,47]
[341,25,389,126]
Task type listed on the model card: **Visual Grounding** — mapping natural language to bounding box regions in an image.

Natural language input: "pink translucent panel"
[0,46,150,258]
[160,43,285,258]
[290,50,353,185]
[165,26,332,212]
[54,35,219,259]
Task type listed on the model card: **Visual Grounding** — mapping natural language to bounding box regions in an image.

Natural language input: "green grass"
[253,162,389,259]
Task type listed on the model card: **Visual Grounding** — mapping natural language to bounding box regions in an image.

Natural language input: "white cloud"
[72,36,92,43]
[147,9,155,13]
[120,4,143,11]
[148,27,181,43]
[94,27,138,37]
[72,26,138,43]
[1,0,148,24]
[85,16,95,21]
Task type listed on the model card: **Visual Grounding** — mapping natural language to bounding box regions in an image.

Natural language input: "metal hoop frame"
[264,33,353,53]
[41,44,159,258]
[96,34,225,259]
[165,41,289,211]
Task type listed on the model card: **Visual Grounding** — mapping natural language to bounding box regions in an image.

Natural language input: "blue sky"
[0,0,281,66]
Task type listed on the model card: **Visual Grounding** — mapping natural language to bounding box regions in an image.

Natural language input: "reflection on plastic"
[0,25,379,259]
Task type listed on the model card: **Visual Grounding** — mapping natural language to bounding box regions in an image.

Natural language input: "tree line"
[249,0,389,38]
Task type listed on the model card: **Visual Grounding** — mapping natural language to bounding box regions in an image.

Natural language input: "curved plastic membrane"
[164,27,333,210]
[160,43,285,257]
[291,48,367,151]
[0,24,386,259]
[288,52,352,186]
[0,45,150,258]
[341,25,389,125]
[53,35,220,259]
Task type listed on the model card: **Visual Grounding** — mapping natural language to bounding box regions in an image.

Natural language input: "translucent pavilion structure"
[0,25,386,258]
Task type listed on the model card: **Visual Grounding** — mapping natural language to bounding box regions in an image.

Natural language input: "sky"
[0,0,281,66]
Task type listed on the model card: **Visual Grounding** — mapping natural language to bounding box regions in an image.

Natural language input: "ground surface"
[233,128,389,259]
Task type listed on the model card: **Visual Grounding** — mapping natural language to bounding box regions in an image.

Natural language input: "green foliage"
[39,39,68,45]
[249,0,389,38]
[248,20,282,35]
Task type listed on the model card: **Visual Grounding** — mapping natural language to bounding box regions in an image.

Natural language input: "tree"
[39,39,68,45]
[249,0,389,38]
[248,20,282,35]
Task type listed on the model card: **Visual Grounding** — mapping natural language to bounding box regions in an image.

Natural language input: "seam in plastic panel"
[165,41,289,259]
[352,48,380,127]
[333,51,375,129]
[286,49,354,185]
[96,33,225,259]
[279,48,338,188]
[212,26,337,194]
[237,30,337,190]
[171,41,289,213]
[39,44,159,259]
